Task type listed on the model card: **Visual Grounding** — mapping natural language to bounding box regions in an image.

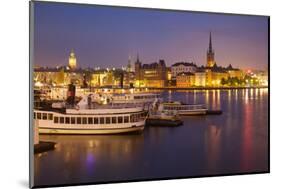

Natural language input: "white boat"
[160,101,208,115]
[91,92,161,105]
[34,95,147,135]
[145,99,183,126]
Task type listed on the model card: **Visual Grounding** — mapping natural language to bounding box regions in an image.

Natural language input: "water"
[34,88,269,187]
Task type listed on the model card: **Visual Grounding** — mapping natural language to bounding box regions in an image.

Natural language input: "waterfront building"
[90,70,108,87]
[135,57,167,88]
[171,62,197,78]
[68,49,77,70]
[166,67,173,86]
[205,64,228,86]
[226,64,244,79]
[34,67,84,86]
[176,72,195,87]
[194,71,206,87]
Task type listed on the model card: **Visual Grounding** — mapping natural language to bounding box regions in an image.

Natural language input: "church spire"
[209,32,212,52]
[136,53,139,62]
[206,31,215,67]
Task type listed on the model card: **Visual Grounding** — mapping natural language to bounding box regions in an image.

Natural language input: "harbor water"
[34,88,269,186]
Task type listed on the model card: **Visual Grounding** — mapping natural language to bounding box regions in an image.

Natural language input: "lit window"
[71,117,75,124]
[88,117,93,124]
[43,113,47,120]
[77,117,81,124]
[59,117,64,124]
[130,115,135,122]
[65,117,70,124]
[82,117,87,124]
[48,113,53,120]
[118,116,123,123]
[112,117,116,123]
[54,117,58,123]
[124,116,129,123]
[100,117,105,124]
[37,113,41,119]
[94,117,98,124]
[106,117,111,124]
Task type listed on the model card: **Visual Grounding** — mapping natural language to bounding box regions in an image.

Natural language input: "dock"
[146,118,183,127]
[34,141,56,154]
[206,110,223,115]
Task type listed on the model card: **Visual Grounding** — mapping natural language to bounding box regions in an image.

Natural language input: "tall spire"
[206,31,215,67]
[209,32,212,52]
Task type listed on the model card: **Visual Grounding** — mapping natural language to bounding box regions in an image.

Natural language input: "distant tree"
[221,78,227,85]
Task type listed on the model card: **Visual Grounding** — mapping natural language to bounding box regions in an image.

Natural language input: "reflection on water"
[34,89,268,186]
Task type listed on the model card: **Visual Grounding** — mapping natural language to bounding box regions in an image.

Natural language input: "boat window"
[94,117,99,124]
[65,117,70,124]
[77,117,81,124]
[106,117,111,124]
[130,114,135,122]
[54,116,58,123]
[37,112,41,119]
[124,116,129,123]
[112,117,116,124]
[59,117,64,124]
[88,117,93,124]
[34,112,36,119]
[100,117,105,124]
[118,116,123,123]
[42,113,47,120]
[71,117,75,124]
[48,113,53,120]
[82,117,87,124]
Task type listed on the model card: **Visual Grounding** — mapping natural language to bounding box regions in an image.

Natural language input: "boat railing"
[164,104,207,110]
[66,103,145,110]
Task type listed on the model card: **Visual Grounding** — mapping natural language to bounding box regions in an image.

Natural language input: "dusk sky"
[34,2,268,70]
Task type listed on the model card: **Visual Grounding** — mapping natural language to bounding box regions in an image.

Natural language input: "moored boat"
[34,103,147,134]
[146,112,183,127]
[160,101,208,116]
[146,99,183,126]
[34,84,147,134]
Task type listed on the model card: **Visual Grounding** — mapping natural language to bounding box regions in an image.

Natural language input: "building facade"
[171,62,197,78]
[176,72,195,87]
[194,71,206,87]
[135,58,167,87]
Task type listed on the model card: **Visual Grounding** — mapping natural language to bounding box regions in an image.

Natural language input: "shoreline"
[134,86,268,91]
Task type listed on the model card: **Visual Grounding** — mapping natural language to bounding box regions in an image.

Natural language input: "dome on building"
[68,49,77,70]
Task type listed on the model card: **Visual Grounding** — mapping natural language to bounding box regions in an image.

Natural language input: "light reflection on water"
[34,89,268,186]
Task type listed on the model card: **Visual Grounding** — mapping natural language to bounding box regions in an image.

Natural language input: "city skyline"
[34,2,268,70]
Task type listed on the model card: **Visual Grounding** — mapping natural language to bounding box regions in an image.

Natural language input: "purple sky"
[33,2,269,70]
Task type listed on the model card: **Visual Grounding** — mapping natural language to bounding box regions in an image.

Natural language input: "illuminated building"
[176,72,195,87]
[194,71,206,87]
[206,32,215,67]
[91,71,107,87]
[34,66,88,87]
[68,49,77,70]
[205,64,228,86]
[166,67,173,86]
[135,57,167,87]
[226,64,244,79]
[171,62,197,78]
